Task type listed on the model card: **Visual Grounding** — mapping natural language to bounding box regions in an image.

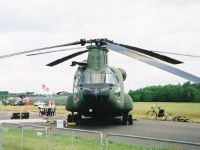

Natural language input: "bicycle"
[146,105,167,120]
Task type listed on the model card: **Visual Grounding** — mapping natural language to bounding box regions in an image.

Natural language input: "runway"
[0,112,200,143]
[70,118,200,143]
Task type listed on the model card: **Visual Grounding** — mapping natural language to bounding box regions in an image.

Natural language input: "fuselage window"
[77,72,119,85]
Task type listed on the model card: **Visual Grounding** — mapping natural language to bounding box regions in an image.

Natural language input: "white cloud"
[0,0,200,93]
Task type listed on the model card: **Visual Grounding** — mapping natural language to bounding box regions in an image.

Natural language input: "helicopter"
[1,38,200,125]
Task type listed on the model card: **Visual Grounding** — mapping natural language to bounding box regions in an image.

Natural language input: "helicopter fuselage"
[65,45,133,118]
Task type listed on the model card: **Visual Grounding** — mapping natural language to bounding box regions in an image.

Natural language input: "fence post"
[71,129,74,150]
[99,132,103,150]
[0,123,2,150]
[105,134,109,150]
[20,125,23,150]
[149,138,152,150]
[47,127,50,150]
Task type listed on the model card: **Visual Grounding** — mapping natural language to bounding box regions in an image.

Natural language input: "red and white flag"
[42,84,49,92]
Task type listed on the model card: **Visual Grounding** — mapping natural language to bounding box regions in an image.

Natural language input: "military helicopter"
[1,38,200,125]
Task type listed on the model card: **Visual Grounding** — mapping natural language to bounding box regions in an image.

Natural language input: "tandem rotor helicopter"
[1,38,200,125]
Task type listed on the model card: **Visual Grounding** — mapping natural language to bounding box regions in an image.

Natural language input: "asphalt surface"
[73,118,200,143]
[0,111,200,143]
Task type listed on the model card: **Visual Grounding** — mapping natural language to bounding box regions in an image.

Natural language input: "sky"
[0,0,200,94]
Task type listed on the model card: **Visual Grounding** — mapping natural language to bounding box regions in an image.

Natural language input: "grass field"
[132,102,200,122]
[0,102,200,122]
[1,127,101,150]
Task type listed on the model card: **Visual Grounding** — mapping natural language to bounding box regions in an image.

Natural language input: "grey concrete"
[68,118,200,143]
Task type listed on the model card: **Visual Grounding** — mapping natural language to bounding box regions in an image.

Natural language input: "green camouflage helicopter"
[1,38,200,125]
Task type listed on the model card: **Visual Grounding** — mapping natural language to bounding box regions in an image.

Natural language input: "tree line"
[128,82,200,102]
[0,91,9,99]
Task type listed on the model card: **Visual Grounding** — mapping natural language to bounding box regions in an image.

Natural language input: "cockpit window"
[76,72,119,85]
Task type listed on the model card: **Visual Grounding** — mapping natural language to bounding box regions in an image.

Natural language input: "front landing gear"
[128,114,133,125]
[74,113,82,125]
[122,113,133,125]
[67,112,82,125]
[68,114,73,122]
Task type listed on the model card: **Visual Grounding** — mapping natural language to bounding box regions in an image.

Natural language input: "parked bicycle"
[146,105,167,120]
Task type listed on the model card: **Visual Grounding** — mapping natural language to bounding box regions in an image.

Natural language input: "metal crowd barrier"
[49,126,103,150]
[1,123,200,150]
[0,123,103,150]
[106,133,200,150]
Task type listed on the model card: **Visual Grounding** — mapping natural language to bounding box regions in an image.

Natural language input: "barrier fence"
[0,123,102,150]
[106,133,200,150]
[1,123,200,150]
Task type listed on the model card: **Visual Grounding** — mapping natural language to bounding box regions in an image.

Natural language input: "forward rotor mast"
[87,45,108,70]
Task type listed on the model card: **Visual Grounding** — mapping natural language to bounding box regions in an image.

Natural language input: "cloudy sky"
[0,0,200,94]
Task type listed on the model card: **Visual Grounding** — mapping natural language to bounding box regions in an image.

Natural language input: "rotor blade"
[46,50,89,67]
[109,42,183,64]
[0,40,86,59]
[152,51,200,58]
[105,42,200,83]
[26,47,84,56]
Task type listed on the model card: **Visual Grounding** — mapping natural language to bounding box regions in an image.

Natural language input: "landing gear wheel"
[68,114,72,122]
[77,113,82,120]
[74,113,82,125]
[74,114,78,125]
[122,113,128,125]
[128,115,133,125]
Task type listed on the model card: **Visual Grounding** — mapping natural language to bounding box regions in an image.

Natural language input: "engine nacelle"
[118,68,127,81]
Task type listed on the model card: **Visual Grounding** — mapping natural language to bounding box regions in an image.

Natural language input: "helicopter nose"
[83,88,109,102]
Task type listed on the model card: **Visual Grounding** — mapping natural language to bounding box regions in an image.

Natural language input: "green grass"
[132,102,200,122]
[106,140,170,150]
[1,102,200,122]
[2,127,101,150]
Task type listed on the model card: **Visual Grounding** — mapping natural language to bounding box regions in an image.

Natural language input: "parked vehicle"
[14,100,25,106]
[33,101,45,106]
[2,99,10,106]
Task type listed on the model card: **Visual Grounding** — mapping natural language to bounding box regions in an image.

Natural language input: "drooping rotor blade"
[26,47,84,56]
[46,50,89,67]
[71,61,87,67]
[152,51,200,58]
[105,42,200,83]
[57,91,67,95]
[0,39,87,59]
[108,41,183,64]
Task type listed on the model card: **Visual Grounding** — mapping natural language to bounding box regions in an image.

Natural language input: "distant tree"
[0,91,9,99]
[128,82,200,102]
